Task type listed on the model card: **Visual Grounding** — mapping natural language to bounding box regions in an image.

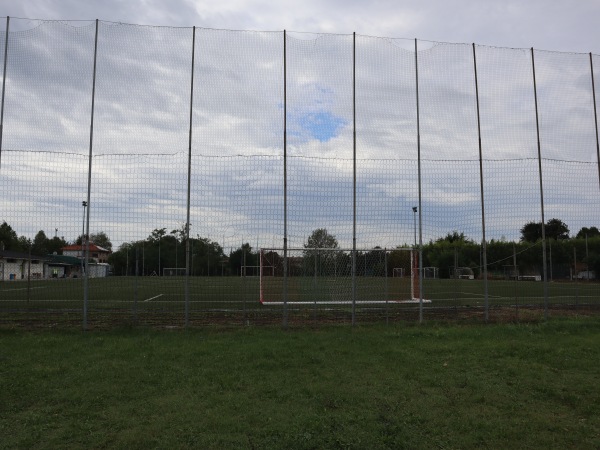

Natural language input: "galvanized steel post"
[83,19,99,330]
[531,48,549,319]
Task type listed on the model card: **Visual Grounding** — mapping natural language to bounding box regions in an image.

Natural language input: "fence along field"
[2,276,600,327]
[0,18,599,328]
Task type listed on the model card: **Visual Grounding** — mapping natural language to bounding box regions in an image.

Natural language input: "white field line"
[2,286,47,292]
[143,294,164,302]
[458,291,504,299]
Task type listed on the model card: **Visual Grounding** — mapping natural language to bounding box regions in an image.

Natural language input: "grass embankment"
[1,319,599,448]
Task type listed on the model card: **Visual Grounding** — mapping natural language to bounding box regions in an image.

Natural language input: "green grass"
[1,277,598,328]
[1,319,600,448]
[2,276,598,309]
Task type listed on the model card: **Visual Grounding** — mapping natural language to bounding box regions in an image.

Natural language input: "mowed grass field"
[1,319,599,448]
[1,276,598,310]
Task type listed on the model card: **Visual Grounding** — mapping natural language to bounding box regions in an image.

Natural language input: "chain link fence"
[0,18,599,328]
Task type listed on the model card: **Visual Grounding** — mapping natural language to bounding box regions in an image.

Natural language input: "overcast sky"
[3,0,600,54]
[1,0,599,252]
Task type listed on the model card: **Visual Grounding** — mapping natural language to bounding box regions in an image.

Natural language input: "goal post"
[259,247,430,305]
[410,249,423,301]
[162,267,186,277]
[423,267,439,279]
[450,266,475,279]
[392,267,405,278]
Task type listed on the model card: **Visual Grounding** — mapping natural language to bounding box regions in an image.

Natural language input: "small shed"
[0,250,47,280]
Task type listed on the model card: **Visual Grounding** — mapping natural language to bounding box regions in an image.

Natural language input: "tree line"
[0,221,112,255]
[423,219,600,279]
[2,219,598,278]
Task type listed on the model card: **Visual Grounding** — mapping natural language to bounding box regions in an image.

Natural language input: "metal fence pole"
[83,19,99,330]
[531,48,549,319]
[283,30,288,328]
[134,246,139,323]
[0,16,9,174]
[590,53,600,193]
[384,249,389,325]
[184,26,196,328]
[242,244,247,324]
[415,38,424,323]
[513,243,518,319]
[574,247,579,309]
[352,32,357,326]
[472,43,489,322]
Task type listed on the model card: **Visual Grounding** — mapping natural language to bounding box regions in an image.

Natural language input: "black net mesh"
[0,19,599,327]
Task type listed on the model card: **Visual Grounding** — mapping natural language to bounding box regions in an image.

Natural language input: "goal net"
[392,267,405,278]
[450,266,475,279]
[259,248,428,304]
[162,267,186,277]
[423,267,439,279]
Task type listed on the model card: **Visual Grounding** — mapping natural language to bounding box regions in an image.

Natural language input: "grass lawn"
[2,276,598,328]
[1,319,599,448]
[2,276,598,309]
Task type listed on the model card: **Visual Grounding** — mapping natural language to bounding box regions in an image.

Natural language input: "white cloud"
[1,17,599,252]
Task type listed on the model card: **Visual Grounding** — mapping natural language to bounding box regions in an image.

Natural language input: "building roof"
[0,250,48,260]
[61,243,111,253]
[46,254,82,266]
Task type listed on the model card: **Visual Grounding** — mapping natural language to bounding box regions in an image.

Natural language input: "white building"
[0,250,46,281]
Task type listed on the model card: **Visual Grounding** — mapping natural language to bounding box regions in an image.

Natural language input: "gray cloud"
[3,0,600,53]
[1,19,599,252]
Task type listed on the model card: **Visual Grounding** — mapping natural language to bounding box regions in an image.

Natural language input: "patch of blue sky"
[298,111,348,142]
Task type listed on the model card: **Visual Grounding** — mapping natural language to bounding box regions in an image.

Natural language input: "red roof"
[61,243,111,253]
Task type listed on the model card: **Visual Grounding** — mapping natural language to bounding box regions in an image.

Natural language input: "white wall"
[1,259,45,280]
[88,264,109,278]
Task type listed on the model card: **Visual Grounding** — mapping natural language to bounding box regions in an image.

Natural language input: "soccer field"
[1,276,598,324]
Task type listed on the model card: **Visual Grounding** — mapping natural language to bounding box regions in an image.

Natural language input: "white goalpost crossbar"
[162,267,186,276]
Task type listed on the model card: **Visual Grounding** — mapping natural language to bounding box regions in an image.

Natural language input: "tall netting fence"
[0,19,598,328]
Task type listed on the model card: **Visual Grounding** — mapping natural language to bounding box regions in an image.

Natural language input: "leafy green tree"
[75,231,113,250]
[576,227,600,239]
[0,221,20,251]
[585,252,600,276]
[90,232,113,251]
[304,228,339,250]
[17,236,31,251]
[229,243,256,276]
[358,247,386,276]
[189,236,224,276]
[387,246,411,277]
[147,228,167,275]
[171,223,189,243]
[520,221,543,243]
[546,218,569,240]
[149,228,167,242]
[303,229,341,276]
[32,230,49,255]
[436,231,473,244]
[47,236,68,255]
[521,218,569,242]
[424,232,480,279]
